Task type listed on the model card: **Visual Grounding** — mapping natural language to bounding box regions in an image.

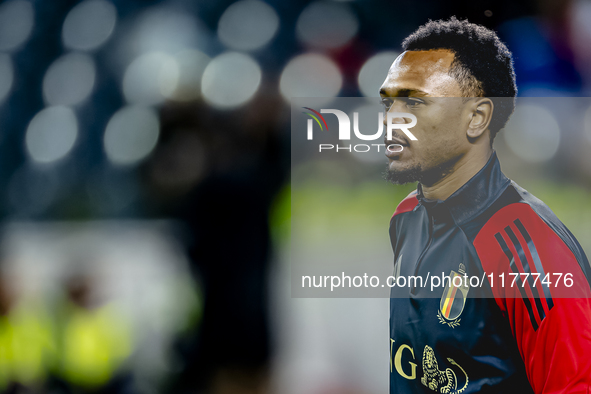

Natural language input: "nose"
[383,106,408,143]
[383,114,407,138]
[382,99,408,126]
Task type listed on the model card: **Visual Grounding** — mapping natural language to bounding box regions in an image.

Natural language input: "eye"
[381,97,394,111]
[381,97,425,111]
[404,97,425,108]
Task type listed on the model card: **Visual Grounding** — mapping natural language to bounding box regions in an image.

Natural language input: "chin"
[383,162,422,185]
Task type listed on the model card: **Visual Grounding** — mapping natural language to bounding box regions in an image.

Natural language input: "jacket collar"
[416,151,511,224]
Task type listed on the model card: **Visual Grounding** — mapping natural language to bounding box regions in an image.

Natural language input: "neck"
[421,149,493,201]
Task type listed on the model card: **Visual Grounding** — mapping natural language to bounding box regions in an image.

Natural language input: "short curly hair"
[402,17,517,140]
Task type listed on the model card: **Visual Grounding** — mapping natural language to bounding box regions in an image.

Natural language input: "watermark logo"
[302,107,329,136]
[303,107,418,153]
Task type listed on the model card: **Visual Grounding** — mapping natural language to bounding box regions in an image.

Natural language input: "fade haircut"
[402,17,517,141]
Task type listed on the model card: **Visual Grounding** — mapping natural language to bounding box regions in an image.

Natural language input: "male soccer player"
[382,17,591,393]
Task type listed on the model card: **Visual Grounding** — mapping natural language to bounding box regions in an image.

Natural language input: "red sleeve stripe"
[514,218,554,309]
[495,232,540,331]
[504,225,550,323]
[496,229,538,304]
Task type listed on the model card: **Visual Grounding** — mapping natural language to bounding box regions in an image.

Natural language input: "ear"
[467,98,493,139]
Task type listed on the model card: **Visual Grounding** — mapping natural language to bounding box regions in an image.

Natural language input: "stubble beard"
[383,159,457,187]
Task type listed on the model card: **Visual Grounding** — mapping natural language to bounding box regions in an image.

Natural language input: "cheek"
[409,108,465,151]
[412,124,465,161]
[419,110,466,143]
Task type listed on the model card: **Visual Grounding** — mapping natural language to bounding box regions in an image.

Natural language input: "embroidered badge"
[437,264,469,328]
[421,345,469,394]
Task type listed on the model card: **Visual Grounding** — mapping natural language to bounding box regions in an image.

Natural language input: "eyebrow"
[379,88,428,97]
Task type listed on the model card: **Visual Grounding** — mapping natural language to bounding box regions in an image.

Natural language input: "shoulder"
[474,181,580,253]
[391,190,419,221]
[472,181,591,295]
[389,190,419,246]
[473,181,570,253]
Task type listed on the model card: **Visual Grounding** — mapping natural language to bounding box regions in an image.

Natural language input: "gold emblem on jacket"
[438,264,469,328]
[421,345,468,394]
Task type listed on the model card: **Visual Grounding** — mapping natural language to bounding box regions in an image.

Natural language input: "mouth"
[384,135,409,147]
[384,135,408,158]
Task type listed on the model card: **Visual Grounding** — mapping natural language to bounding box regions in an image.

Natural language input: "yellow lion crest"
[420,345,468,394]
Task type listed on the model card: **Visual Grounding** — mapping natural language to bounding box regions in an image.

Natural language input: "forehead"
[380,50,462,97]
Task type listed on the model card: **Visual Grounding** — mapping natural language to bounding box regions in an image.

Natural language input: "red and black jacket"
[389,152,591,394]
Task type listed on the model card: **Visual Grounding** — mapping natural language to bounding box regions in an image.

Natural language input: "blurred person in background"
[142,86,289,394]
[0,271,55,394]
[383,17,591,393]
[49,271,135,394]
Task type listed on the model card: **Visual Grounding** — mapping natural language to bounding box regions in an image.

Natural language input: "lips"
[385,137,408,147]
[384,132,409,146]
[384,135,407,158]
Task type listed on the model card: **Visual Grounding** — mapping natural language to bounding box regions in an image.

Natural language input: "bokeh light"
[218,0,279,51]
[62,0,117,51]
[279,53,342,101]
[103,106,160,166]
[503,104,561,163]
[358,51,399,97]
[0,54,14,103]
[134,7,202,55]
[25,106,78,164]
[169,49,210,101]
[123,52,179,105]
[571,0,591,38]
[43,53,96,106]
[296,1,359,49]
[201,52,261,109]
[0,0,34,51]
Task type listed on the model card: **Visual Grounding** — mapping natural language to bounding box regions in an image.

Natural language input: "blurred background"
[0,0,591,393]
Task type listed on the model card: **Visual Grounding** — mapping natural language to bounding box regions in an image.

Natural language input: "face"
[379,50,475,186]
